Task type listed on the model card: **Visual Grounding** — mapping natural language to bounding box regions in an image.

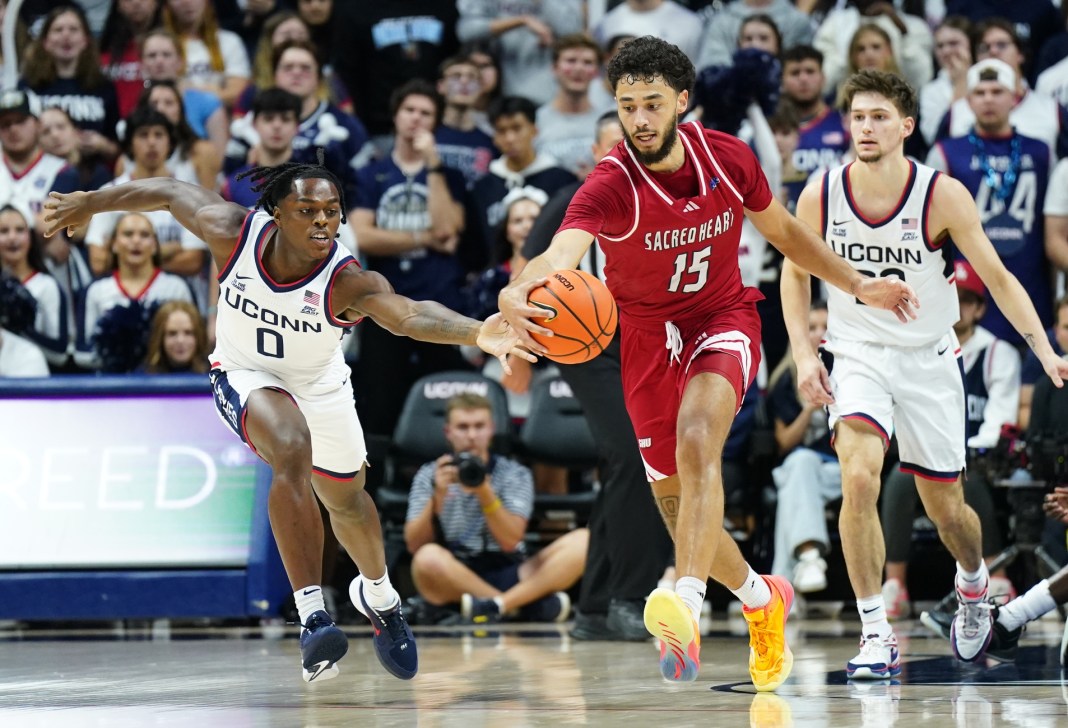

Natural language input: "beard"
[624,115,678,166]
[855,143,884,163]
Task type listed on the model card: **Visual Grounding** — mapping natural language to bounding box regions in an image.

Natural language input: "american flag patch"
[303,290,321,306]
[901,218,917,230]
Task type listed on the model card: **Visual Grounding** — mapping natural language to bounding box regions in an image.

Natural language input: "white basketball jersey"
[822,161,958,346]
[210,211,358,396]
[0,153,67,211]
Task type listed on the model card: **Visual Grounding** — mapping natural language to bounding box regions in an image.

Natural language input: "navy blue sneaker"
[300,610,348,683]
[350,577,418,680]
[461,593,502,624]
[519,592,571,623]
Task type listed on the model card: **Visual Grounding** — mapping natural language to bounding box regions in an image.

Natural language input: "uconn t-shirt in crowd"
[22,79,120,140]
[930,131,1052,344]
[354,158,469,310]
[783,107,850,210]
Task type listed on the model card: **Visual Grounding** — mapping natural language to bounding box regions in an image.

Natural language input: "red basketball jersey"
[559,121,772,329]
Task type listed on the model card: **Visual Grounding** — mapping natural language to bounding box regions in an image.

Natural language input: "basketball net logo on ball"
[527,270,617,364]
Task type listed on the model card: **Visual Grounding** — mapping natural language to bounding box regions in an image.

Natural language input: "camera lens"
[453,452,487,487]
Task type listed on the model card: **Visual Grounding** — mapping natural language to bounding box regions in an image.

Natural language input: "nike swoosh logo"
[235,274,254,280]
[302,587,321,595]
[306,659,331,681]
[862,607,879,614]
[832,219,852,226]
[937,346,949,356]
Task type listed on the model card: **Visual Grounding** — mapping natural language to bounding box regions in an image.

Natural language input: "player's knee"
[675,426,723,469]
[840,466,881,508]
[264,427,313,468]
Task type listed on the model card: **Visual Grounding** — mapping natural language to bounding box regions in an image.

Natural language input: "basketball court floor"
[2,613,1067,727]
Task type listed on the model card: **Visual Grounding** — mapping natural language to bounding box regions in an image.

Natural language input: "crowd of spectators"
[3,0,1068,621]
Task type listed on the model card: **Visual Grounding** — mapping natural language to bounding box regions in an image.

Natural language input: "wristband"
[482,498,503,516]
[427,164,445,175]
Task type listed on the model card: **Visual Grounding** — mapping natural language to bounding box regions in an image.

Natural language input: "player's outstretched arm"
[747,195,920,323]
[42,180,249,269]
[335,268,536,373]
[497,227,594,353]
[934,176,1068,388]
[782,184,834,405]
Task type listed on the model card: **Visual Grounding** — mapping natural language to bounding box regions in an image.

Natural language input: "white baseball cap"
[967,58,1016,93]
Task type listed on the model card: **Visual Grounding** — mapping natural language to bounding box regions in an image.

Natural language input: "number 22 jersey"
[821,160,958,347]
[210,210,359,396]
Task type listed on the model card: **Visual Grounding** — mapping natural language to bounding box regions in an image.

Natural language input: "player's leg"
[880,465,918,620]
[302,384,417,680]
[896,336,989,661]
[239,386,348,683]
[914,475,991,661]
[835,420,900,679]
[409,542,501,605]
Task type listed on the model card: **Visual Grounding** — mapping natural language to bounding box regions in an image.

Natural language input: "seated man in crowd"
[404,393,588,623]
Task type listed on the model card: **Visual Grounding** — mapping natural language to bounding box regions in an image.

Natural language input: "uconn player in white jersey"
[41,160,530,685]
[782,70,1068,679]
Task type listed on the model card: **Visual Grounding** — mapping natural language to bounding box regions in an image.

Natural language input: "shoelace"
[374,604,410,641]
[955,600,993,636]
[300,613,335,637]
[747,610,781,660]
[857,633,893,655]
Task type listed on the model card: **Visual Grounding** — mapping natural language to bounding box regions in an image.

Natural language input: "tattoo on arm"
[405,309,478,343]
[1025,333,1037,350]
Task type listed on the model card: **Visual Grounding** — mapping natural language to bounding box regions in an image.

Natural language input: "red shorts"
[619,303,762,481]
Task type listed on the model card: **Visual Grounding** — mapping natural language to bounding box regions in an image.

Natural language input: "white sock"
[295,585,327,626]
[956,561,990,600]
[492,596,506,614]
[362,571,399,611]
[731,567,772,610]
[856,594,892,638]
[675,576,706,622]
[999,579,1056,632]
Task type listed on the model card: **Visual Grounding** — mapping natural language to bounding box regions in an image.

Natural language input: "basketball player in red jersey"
[498,36,918,690]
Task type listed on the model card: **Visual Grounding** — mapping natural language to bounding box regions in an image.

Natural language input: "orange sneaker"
[742,575,794,692]
[644,588,700,682]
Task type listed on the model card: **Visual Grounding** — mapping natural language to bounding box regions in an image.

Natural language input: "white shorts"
[822,332,965,481]
[209,368,367,480]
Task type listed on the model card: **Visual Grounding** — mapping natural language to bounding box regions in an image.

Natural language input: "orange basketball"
[527,270,618,364]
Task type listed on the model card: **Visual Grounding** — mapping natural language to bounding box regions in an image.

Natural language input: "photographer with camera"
[404,393,588,624]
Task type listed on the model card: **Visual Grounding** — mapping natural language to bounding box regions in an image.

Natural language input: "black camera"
[1027,435,1068,485]
[450,452,487,487]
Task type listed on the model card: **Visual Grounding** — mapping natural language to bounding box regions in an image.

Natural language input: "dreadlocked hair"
[234,150,347,223]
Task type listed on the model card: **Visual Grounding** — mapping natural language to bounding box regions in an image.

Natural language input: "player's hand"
[501,354,533,394]
[852,275,920,323]
[797,354,834,406]
[41,191,93,239]
[1039,352,1068,389]
[477,312,537,374]
[497,277,554,354]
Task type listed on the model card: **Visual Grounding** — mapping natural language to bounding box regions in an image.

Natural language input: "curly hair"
[234,151,348,223]
[839,69,918,119]
[606,36,695,96]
